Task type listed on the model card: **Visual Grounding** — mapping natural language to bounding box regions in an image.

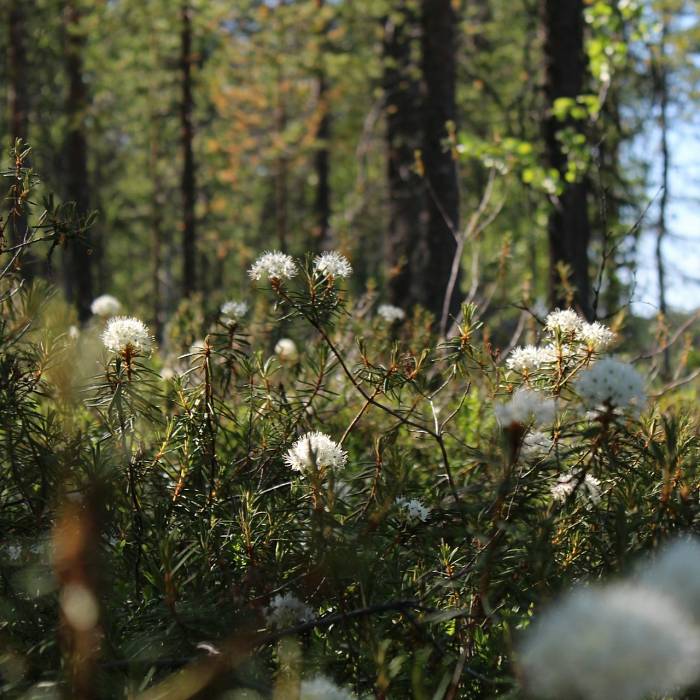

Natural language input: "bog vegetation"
[3,0,700,699]
[4,167,700,698]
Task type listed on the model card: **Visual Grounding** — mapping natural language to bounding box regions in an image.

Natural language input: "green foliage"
[2,178,700,697]
[2,0,700,696]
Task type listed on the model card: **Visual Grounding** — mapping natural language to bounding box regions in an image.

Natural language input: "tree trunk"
[421,0,461,321]
[314,73,331,248]
[150,127,164,342]
[383,1,425,308]
[594,89,624,318]
[64,0,93,322]
[8,1,28,153]
[7,0,37,280]
[181,1,196,297]
[542,0,591,318]
[314,0,332,249]
[656,17,670,378]
[275,67,288,253]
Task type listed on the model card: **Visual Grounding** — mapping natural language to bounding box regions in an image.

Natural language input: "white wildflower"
[520,430,553,459]
[6,545,22,561]
[551,472,601,504]
[300,675,356,700]
[68,325,80,341]
[574,358,646,413]
[248,250,297,282]
[506,345,552,372]
[30,540,51,558]
[541,342,574,363]
[275,338,299,363]
[495,388,556,428]
[220,300,248,326]
[60,583,99,631]
[545,308,584,335]
[102,317,153,357]
[284,431,348,474]
[377,304,406,323]
[518,583,700,700]
[313,251,352,279]
[579,321,616,350]
[90,294,121,318]
[264,592,314,629]
[396,497,431,522]
[638,538,700,624]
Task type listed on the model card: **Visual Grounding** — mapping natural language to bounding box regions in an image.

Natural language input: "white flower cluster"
[264,592,314,629]
[102,317,153,357]
[519,583,700,700]
[575,358,646,413]
[551,471,601,504]
[313,251,352,280]
[637,538,700,623]
[506,345,554,373]
[275,338,299,363]
[520,430,553,459]
[545,308,616,349]
[5,544,22,561]
[579,321,616,349]
[519,538,700,700]
[544,308,584,335]
[90,294,121,318]
[220,300,248,326]
[396,497,431,522]
[248,250,298,282]
[300,676,356,700]
[495,388,556,428]
[377,304,406,323]
[506,310,615,373]
[284,432,348,474]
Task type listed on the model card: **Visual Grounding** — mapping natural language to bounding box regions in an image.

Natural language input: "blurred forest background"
[7,3,700,698]
[4,0,700,334]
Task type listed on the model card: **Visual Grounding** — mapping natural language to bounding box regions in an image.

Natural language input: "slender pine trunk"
[181,1,196,297]
[656,18,670,377]
[275,67,288,253]
[421,0,461,321]
[64,0,93,321]
[542,0,592,318]
[7,0,34,279]
[383,1,425,308]
[314,0,332,249]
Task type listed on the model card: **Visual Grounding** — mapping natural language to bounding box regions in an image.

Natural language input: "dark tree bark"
[7,0,36,280]
[313,0,332,249]
[150,125,164,342]
[656,78,669,322]
[8,1,28,158]
[421,0,461,320]
[181,1,197,297]
[542,0,592,318]
[593,90,624,318]
[314,71,331,247]
[275,68,288,253]
[654,17,670,378]
[64,0,93,322]
[383,1,426,308]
